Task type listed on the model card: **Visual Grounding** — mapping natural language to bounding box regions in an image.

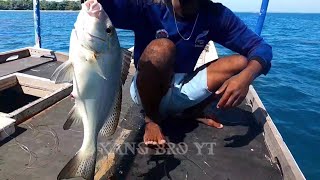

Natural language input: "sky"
[45,0,320,13]
[215,0,320,13]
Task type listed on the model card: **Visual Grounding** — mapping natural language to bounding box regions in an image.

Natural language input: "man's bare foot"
[197,114,223,129]
[144,121,166,145]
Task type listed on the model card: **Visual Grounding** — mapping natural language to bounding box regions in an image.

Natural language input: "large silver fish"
[51,0,128,179]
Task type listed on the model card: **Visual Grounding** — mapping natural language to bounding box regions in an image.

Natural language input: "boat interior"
[0,46,304,179]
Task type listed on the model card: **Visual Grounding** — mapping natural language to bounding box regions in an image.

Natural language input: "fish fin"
[84,51,108,80]
[57,150,96,180]
[92,61,107,80]
[100,87,122,137]
[50,60,73,84]
[63,106,82,130]
[121,50,131,85]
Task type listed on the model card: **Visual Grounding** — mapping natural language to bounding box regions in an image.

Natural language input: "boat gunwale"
[244,86,305,180]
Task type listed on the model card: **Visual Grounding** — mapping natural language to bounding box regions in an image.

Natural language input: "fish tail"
[57,150,97,180]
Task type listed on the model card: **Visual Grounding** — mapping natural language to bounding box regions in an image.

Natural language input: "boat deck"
[0,56,282,179]
[110,104,281,180]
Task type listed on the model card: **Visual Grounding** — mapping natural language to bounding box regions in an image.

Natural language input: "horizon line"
[0,9,319,14]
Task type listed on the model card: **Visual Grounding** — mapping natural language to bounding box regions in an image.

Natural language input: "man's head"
[172,0,208,20]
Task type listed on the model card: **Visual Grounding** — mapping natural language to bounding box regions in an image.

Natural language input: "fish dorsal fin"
[63,106,82,130]
[50,60,73,84]
[121,50,131,85]
[100,86,122,137]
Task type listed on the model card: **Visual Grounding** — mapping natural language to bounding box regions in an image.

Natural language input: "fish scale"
[100,89,122,137]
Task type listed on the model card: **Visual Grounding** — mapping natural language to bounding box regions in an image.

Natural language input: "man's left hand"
[215,59,263,109]
[215,72,252,109]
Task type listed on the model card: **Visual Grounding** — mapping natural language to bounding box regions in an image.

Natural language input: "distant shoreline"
[0,10,79,12]
[0,9,319,14]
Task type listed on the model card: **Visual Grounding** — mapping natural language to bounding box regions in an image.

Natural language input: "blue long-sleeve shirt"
[100,0,273,74]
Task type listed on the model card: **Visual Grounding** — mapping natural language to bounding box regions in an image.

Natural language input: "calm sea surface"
[0,10,319,179]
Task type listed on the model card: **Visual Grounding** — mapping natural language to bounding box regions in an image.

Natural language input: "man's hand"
[215,73,250,109]
[215,59,263,109]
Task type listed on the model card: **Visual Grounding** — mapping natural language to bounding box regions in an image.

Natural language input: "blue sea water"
[0,11,319,179]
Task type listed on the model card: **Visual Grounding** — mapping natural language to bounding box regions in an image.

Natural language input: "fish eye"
[106,27,112,34]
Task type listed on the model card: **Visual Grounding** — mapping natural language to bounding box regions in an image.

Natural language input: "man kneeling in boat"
[99,0,272,145]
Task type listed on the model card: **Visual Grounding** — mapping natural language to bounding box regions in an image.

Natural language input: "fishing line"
[178,154,215,179]
[3,127,38,172]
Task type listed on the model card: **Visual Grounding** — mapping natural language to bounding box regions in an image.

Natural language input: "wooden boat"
[0,44,305,179]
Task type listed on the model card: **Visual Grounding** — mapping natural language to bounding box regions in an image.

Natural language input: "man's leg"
[184,55,248,128]
[136,38,176,145]
[206,55,248,91]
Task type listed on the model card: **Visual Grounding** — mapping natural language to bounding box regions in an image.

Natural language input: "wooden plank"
[8,84,72,124]
[246,86,305,180]
[0,48,30,64]
[0,56,55,77]
[20,86,51,97]
[95,129,132,180]
[28,47,55,58]
[0,73,73,124]
[0,74,18,92]
[54,52,69,62]
[0,117,15,141]
[16,73,68,92]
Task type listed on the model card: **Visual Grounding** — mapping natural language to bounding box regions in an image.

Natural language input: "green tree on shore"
[0,1,10,10]
[0,0,81,10]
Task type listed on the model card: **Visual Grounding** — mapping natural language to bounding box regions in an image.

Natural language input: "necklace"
[172,2,199,41]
